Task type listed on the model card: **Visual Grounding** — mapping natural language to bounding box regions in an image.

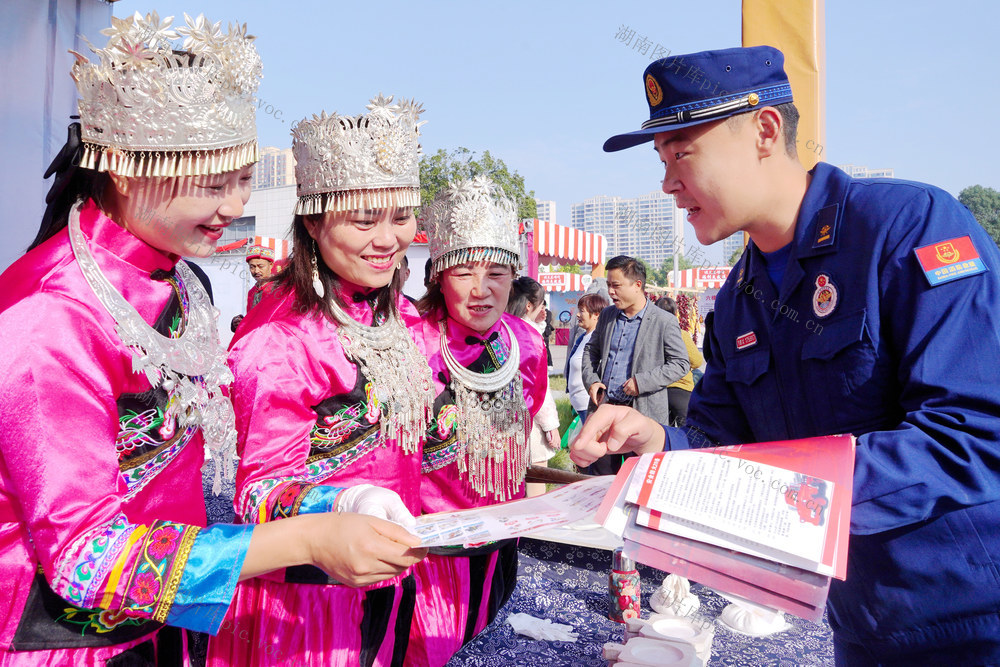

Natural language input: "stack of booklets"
[595,435,855,621]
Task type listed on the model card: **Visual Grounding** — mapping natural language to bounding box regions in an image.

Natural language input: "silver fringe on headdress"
[72,12,262,178]
[291,95,425,215]
[423,176,522,279]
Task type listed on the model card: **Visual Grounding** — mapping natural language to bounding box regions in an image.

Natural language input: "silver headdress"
[72,12,262,178]
[291,94,425,215]
[423,176,521,279]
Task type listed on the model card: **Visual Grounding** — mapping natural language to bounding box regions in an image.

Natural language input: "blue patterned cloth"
[447,538,834,666]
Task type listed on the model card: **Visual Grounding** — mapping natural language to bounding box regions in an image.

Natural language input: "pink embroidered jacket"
[0,201,251,659]
[227,284,428,583]
[417,312,548,513]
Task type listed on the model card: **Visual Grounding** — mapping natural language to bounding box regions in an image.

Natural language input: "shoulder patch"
[914,235,988,286]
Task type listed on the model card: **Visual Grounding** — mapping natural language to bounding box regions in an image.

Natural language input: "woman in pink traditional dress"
[0,15,421,666]
[207,96,435,667]
[407,177,549,666]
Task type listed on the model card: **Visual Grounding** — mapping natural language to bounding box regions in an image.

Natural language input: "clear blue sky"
[119,0,1000,265]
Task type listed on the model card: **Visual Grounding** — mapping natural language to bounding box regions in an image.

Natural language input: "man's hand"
[569,404,665,468]
[622,377,639,397]
[588,382,607,405]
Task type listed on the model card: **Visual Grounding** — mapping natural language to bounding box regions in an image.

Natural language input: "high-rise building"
[570,191,682,270]
[535,199,556,225]
[837,164,894,179]
[721,233,746,265]
[253,146,296,190]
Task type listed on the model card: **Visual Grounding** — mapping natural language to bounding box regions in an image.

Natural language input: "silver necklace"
[69,203,237,493]
[327,296,434,455]
[439,319,530,501]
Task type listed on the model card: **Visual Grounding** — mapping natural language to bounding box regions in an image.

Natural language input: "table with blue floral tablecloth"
[447,537,834,666]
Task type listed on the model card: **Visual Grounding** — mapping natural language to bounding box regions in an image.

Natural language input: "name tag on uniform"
[736,331,757,350]
[914,236,988,286]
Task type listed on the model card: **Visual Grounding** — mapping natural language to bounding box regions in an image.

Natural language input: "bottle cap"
[612,547,635,571]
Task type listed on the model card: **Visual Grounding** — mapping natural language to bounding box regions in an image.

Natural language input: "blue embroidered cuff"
[166,523,254,634]
[296,485,347,515]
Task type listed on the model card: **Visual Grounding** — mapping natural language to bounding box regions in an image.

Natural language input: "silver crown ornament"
[423,176,522,279]
[71,11,262,178]
[291,94,425,215]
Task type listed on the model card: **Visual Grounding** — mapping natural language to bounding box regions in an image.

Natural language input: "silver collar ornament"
[439,319,530,501]
[292,94,425,215]
[72,11,262,178]
[325,297,435,456]
[69,203,237,493]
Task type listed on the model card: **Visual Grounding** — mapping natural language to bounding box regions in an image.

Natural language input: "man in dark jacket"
[581,255,689,473]
[572,45,1000,664]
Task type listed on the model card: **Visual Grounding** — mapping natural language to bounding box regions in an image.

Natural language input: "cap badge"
[812,274,838,318]
[645,74,663,106]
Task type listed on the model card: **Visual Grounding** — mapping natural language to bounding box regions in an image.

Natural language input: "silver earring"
[311,242,325,299]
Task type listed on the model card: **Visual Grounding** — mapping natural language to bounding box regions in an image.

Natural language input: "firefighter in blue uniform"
[573,46,1000,665]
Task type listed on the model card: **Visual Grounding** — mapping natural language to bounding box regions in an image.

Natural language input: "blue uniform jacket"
[666,163,1000,659]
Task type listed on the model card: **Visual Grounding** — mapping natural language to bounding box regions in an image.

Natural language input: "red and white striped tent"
[668,267,733,290]
[532,219,606,267]
[215,235,290,260]
[538,272,594,293]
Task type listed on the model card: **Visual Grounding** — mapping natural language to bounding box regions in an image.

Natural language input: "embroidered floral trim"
[119,424,198,500]
[421,441,461,473]
[56,606,150,635]
[238,380,395,523]
[431,404,458,442]
[305,428,380,476]
[421,404,460,473]
[119,520,199,623]
[310,384,380,450]
[270,481,317,521]
[239,476,298,523]
[484,334,508,370]
[56,515,134,607]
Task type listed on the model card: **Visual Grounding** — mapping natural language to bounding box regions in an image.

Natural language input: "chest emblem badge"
[736,331,757,350]
[935,241,959,264]
[812,274,838,318]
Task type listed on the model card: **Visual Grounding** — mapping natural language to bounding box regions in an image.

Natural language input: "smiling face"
[439,261,515,334]
[304,207,416,290]
[654,115,764,246]
[112,166,253,257]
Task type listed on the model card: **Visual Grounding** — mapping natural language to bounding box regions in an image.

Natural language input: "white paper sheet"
[625,451,833,567]
[413,475,614,548]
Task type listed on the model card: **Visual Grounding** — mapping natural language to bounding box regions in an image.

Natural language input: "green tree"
[419,147,537,220]
[645,255,695,287]
[650,255,695,286]
[958,185,1000,248]
[727,247,745,266]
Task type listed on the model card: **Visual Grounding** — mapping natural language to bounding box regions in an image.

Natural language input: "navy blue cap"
[603,45,794,152]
